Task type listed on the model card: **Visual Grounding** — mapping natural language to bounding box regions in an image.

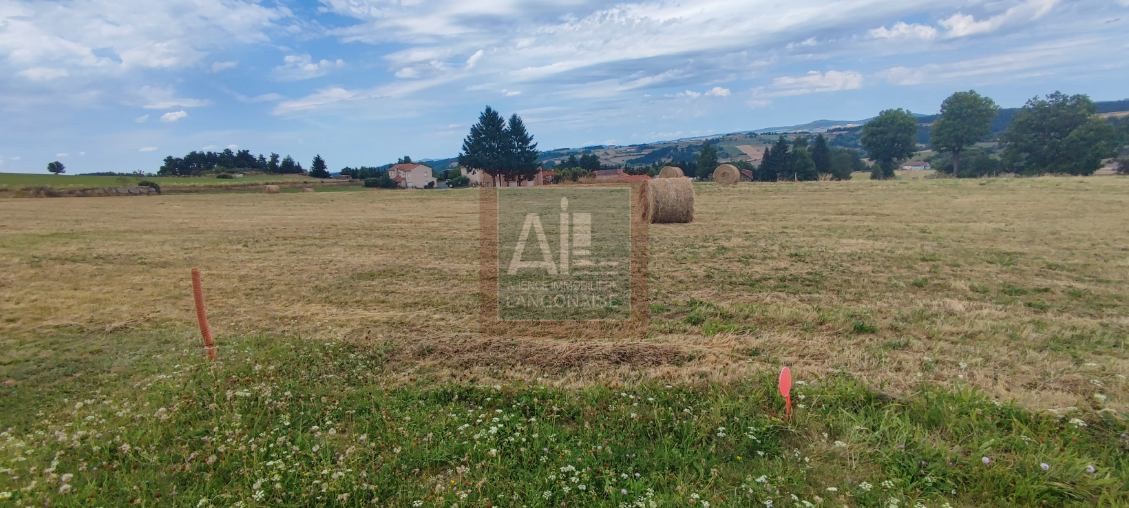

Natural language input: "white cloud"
[274,87,359,114]
[320,0,931,90]
[135,114,149,123]
[940,0,1060,38]
[502,89,522,96]
[274,76,456,115]
[55,153,68,158]
[0,0,289,74]
[868,21,938,40]
[138,146,158,152]
[135,86,210,109]
[706,86,731,97]
[273,54,345,80]
[17,67,69,81]
[465,49,485,69]
[877,37,1100,86]
[210,60,238,73]
[764,70,863,97]
[160,110,188,122]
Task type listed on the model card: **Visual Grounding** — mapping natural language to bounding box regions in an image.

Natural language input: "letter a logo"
[507,213,557,275]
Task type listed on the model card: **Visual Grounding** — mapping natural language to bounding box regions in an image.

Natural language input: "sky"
[1,0,1127,174]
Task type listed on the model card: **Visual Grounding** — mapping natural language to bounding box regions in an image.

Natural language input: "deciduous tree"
[1001,92,1115,175]
[931,90,999,176]
[862,108,918,179]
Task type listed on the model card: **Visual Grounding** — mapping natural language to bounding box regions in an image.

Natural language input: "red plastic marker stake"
[191,268,217,361]
[778,367,793,418]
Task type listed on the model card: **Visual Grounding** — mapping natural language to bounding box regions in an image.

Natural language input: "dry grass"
[2,177,1128,413]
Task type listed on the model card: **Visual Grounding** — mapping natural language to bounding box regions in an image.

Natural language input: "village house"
[593,168,650,183]
[463,168,553,186]
[901,160,931,170]
[388,163,437,189]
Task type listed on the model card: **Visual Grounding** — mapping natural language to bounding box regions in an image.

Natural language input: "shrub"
[137,180,161,194]
[363,174,397,188]
[447,175,470,188]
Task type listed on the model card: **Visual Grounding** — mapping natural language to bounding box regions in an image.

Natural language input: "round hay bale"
[658,166,684,178]
[302,187,316,192]
[263,185,281,194]
[713,164,740,185]
[645,178,694,224]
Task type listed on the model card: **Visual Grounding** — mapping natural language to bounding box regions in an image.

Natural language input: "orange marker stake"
[778,367,793,419]
[191,268,217,361]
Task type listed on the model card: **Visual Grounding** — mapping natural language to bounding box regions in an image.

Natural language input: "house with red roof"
[388,163,436,189]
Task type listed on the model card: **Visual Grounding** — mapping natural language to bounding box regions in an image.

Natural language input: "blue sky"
[1,0,1127,173]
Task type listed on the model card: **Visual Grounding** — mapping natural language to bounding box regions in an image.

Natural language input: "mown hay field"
[0,172,328,192]
[1,177,1127,505]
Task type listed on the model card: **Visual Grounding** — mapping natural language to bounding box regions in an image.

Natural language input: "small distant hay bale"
[302,187,315,192]
[263,185,281,194]
[658,166,684,178]
[713,164,740,185]
[644,178,694,224]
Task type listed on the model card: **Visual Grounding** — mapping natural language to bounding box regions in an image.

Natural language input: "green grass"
[0,172,327,190]
[1,332,1125,506]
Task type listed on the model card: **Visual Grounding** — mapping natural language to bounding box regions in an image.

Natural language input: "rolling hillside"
[420,99,1129,170]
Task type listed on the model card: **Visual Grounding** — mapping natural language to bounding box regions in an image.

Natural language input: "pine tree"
[279,155,297,174]
[458,106,509,184]
[506,114,539,183]
[811,134,831,176]
[697,142,719,180]
[268,153,281,173]
[789,148,818,181]
[758,136,789,181]
[579,153,601,170]
[309,154,330,178]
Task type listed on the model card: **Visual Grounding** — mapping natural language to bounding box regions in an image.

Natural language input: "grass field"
[1,177,1127,505]
[0,172,327,191]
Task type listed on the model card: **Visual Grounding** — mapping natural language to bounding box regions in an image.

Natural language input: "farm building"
[464,168,554,187]
[593,169,650,183]
[389,163,437,189]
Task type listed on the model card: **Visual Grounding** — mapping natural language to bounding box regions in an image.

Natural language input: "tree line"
[157,149,331,178]
[524,89,1127,183]
[862,90,1126,179]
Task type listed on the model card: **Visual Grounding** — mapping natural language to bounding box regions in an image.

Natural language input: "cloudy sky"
[1,0,1127,173]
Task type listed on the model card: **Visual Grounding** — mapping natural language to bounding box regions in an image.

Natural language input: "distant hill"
[417,99,1129,169]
